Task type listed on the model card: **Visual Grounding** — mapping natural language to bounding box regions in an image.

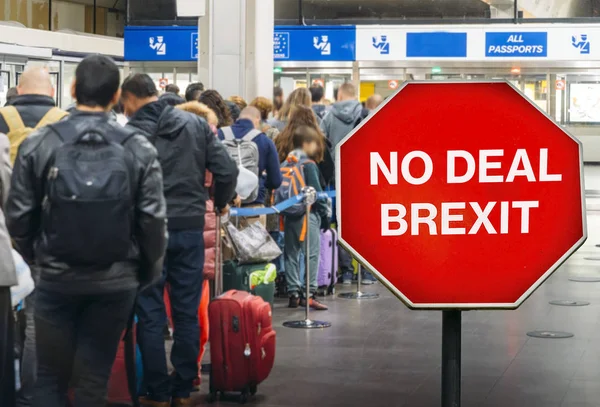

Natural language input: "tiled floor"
[189,165,600,407]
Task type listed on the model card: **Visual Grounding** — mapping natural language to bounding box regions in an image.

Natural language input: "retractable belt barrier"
[229,190,336,217]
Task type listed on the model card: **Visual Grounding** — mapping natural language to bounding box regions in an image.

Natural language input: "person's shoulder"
[119,125,157,164]
[18,125,56,157]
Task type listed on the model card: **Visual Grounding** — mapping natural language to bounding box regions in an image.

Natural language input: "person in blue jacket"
[218,106,282,213]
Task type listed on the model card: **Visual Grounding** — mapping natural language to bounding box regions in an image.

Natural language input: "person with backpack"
[0,67,67,165]
[320,83,376,285]
[277,125,329,310]
[218,106,282,224]
[5,55,168,407]
[121,74,238,407]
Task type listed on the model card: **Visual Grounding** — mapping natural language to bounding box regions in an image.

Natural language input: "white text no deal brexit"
[370,148,562,237]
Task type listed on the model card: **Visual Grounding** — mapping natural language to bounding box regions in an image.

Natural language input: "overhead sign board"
[485,32,548,57]
[406,32,468,58]
[273,26,356,61]
[124,26,198,62]
[336,81,586,309]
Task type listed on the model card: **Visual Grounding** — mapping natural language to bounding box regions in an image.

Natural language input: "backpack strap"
[241,129,262,142]
[0,106,25,133]
[35,107,68,129]
[221,127,235,141]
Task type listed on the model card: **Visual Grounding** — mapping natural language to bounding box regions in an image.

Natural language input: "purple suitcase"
[317,228,338,294]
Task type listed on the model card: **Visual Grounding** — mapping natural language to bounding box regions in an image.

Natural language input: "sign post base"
[442,310,461,407]
[283,319,332,329]
[338,291,379,299]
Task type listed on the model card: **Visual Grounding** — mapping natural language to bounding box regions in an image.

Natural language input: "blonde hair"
[229,95,247,111]
[277,88,311,122]
[250,96,274,121]
[176,101,219,127]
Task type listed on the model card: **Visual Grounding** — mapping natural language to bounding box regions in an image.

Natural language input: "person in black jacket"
[121,74,238,407]
[6,55,168,407]
[0,67,63,135]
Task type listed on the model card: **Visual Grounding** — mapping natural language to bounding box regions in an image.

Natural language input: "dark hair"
[292,125,321,151]
[226,100,241,122]
[121,73,159,99]
[309,86,324,103]
[75,55,120,108]
[199,90,233,128]
[275,105,325,163]
[165,84,180,94]
[273,86,283,98]
[333,87,339,101]
[159,92,186,107]
[185,82,205,101]
[5,87,17,106]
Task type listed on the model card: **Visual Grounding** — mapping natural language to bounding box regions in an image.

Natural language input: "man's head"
[309,85,324,105]
[239,106,261,129]
[185,82,204,101]
[365,94,384,111]
[18,67,54,98]
[165,84,180,95]
[337,83,356,102]
[72,55,120,111]
[120,74,159,117]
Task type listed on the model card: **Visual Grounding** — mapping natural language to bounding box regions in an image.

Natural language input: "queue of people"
[0,54,385,407]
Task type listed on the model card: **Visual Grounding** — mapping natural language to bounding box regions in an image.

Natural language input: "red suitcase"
[208,290,276,403]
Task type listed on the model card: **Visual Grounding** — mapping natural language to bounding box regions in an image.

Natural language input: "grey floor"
[191,165,600,407]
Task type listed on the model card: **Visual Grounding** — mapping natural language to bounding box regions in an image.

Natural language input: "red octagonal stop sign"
[336,81,586,309]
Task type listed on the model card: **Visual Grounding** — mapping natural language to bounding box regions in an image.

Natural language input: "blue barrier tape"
[229,190,336,217]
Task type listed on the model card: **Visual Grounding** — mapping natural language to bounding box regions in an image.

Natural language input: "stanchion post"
[338,262,379,300]
[215,212,223,296]
[442,310,461,407]
[284,187,331,329]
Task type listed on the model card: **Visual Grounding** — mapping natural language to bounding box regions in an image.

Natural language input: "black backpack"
[43,120,137,266]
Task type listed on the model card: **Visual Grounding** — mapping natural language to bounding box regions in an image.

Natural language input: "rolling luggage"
[208,290,276,403]
[317,228,338,295]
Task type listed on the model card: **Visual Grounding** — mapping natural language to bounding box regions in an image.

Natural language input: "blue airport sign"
[406,32,468,58]
[124,26,198,62]
[485,32,548,57]
[273,26,356,61]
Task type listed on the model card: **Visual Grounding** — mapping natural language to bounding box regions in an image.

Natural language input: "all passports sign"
[336,81,586,406]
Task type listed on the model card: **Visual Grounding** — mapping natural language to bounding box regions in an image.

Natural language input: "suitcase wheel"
[250,384,258,396]
[240,391,248,404]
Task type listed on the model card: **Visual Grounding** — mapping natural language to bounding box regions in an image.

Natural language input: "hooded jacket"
[320,99,363,153]
[6,110,167,294]
[0,134,16,287]
[127,101,238,230]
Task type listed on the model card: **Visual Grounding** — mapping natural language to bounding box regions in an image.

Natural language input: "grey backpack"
[222,127,261,204]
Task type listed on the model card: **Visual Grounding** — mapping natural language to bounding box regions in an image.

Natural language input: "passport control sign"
[486,32,548,57]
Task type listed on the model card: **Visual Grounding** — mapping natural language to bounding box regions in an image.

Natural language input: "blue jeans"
[137,229,205,401]
[284,213,320,296]
[32,287,136,407]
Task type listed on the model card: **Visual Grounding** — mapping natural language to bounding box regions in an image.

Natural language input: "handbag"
[225,220,282,265]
